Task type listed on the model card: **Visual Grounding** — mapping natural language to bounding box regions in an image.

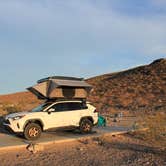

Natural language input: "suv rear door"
[62,102,88,126]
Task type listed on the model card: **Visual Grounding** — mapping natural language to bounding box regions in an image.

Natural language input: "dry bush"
[0,104,22,115]
[0,108,7,116]
[145,112,166,140]
[131,111,166,147]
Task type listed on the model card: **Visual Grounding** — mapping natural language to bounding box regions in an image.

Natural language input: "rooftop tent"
[27,76,92,100]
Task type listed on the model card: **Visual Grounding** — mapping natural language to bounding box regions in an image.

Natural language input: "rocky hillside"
[0,92,39,115]
[88,58,166,113]
[0,58,165,115]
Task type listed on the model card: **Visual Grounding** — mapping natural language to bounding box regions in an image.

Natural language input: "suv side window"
[67,102,88,111]
[51,102,88,112]
[52,103,68,112]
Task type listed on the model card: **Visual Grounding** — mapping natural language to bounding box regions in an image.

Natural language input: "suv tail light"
[94,109,99,113]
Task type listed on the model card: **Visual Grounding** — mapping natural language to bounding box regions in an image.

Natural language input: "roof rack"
[45,98,86,103]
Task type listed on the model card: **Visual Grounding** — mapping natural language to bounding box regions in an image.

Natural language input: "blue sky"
[0,0,166,94]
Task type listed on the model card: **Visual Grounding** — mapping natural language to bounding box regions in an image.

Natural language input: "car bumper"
[3,124,15,133]
[93,115,98,125]
[3,121,23,133]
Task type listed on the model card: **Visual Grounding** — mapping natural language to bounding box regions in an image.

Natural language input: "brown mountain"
[88,58,166,113]
[0,58,165,115]
[0,91,40,114]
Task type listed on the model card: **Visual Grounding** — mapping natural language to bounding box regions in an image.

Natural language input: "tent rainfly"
[27,76,92,100]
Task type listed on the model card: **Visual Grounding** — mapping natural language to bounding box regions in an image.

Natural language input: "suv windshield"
[31,102,53,112]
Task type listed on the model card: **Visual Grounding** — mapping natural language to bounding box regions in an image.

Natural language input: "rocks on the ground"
[76,147,84,151]
[16,154,19,158]
[79,139,89,145]
[26,143,44,154]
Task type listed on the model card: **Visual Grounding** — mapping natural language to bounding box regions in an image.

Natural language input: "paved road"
[0,126,131,151]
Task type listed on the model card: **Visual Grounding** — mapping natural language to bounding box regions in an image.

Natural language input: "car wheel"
[24,123,42,140]
[79,119,93,133]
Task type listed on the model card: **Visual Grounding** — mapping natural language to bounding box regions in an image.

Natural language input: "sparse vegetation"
[0,103,22,115]
[0,92,40,116]
[0,134,165,166]
[88,58,166,114]
[129,111,166,147]
[3,104,21,114]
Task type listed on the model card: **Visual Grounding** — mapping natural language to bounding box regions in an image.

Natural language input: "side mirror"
[47,108,55,114]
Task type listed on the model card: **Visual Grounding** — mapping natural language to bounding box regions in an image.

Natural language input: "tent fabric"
[27,77,92,100]
[32,82,48,97]
[51,79,92,88]
[27,87,46,99]
[49,88,87,99]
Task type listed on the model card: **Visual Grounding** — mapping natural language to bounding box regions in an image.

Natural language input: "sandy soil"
[0,134,165,166]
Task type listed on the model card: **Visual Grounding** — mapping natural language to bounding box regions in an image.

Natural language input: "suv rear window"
[52,102,88,112]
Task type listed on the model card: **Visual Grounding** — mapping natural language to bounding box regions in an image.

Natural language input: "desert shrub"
[145,112,166,141]
[131,111,166,147]
[0,108,7,116]
[2,104,21,114]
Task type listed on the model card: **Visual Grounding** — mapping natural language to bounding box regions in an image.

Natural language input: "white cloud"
[0,1,165,58]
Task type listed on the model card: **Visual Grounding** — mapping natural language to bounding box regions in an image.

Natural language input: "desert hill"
[0,91,40,114]
[88,58,166,113]
[0,58,165,115]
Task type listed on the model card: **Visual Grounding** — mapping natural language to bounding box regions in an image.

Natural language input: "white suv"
[3,100,98,140]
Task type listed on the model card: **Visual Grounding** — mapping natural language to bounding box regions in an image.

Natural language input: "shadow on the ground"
[0,116,12,135]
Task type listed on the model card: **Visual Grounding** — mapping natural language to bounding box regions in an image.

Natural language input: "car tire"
[24,123,42,140]
[79,119,93,133]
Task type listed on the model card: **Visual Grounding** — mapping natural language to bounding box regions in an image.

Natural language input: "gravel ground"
[0,134,165,166]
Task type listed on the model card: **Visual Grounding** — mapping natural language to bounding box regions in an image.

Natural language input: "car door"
[43,102,70,129]
[63,102,87,126]
[52,102,71,127]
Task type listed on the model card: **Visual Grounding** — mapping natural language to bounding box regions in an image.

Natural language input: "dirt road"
[0,134,165,166]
